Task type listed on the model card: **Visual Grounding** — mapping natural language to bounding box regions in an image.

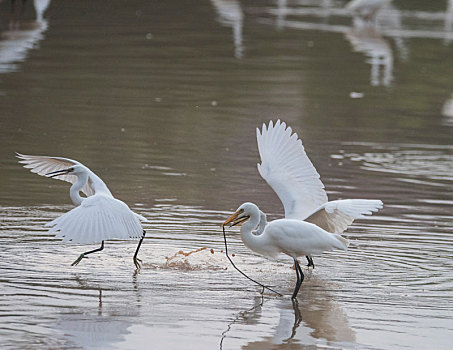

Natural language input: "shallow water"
[1,0,452,349]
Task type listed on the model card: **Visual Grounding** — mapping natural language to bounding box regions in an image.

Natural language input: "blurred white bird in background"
[17,153,147,269]
[0,0,51,74]
[344,27,394,86]
[210,0,244,59]
[223,121,383,299]
[345,0,392,21]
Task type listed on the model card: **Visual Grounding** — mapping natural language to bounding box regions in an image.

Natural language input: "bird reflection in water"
[220,278,355,349]
[210,0,244,58]
[220,294,265,350]
[441,93,453,126]
[271,299,302,344]
[275,0,287,30]
[55,276,138,349]
[0,0,51,73]
[445,0,453,44]
[345,25,394,86]
[268,1,442,87]
[345,1,407,87]
[74,275,103,314]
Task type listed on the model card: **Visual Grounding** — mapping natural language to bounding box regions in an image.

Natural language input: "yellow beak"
[222,209,250,227]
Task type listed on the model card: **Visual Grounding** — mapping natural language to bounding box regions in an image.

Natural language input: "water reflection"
[211,0,244,58]
[264,0,453,87]
[441,93,453,126]
[345,25,393,86]
[220,295,264,349]
[275,0,287,30]
[346,0,410,86]
[341,144,453,182]
[33,0,50,22]
[55,276,138,349]
[221,279,355,349]
[56,304,133,349]
[0,0,50,73]
[268,299,302,344]
[445,0,453,44]
[376,4,409,61]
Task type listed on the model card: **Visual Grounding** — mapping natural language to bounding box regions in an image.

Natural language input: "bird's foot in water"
[71,254,85,266]
[133,257,142,270]
[305,257,315,269]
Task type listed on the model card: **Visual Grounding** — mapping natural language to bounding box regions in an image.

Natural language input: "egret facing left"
[17,153,148,269]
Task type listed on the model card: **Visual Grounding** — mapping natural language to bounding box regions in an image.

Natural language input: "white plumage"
[256,121,382,232]
[17,153,147,268]
[237,208,349,259]
[17,153,97,197]
[304,199,382,234]
[48,195,145,244]
[257,121,327,219]
[223,121,383,298]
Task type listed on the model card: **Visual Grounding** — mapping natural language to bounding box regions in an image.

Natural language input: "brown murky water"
[1,0,452,349]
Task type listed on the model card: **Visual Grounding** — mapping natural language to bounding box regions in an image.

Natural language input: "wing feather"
[134,212,148,222]
[256,120,328,219]
[16,153,95,197]
[46,195,144,244]
[305,199,383,234]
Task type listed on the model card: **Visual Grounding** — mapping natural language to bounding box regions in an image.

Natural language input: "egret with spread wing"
[223,121,383,299]
[17,153,147,269]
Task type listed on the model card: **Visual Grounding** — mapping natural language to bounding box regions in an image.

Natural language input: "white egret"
[223,120,383,299]
[17,153,147,269]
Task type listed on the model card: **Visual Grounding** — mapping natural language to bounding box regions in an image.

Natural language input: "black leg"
[292,258,300,299]
[292,258,305,299]
[296,260,304,293]
[306,255,315,269]
[71,241,104,266]
[133,230,146,270]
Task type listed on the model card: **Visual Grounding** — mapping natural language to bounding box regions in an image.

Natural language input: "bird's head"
[223,202,260,227]
[46,164,86,178]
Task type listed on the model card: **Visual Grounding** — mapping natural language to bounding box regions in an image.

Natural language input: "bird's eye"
[69,168,74,172]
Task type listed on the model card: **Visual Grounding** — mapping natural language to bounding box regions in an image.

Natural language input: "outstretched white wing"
[16,153,95,197]
[46,195,144,244]
[256,120,328,220]
[305,199,383,234]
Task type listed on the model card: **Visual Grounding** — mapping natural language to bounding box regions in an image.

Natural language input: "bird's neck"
[255,212,267,235]
[89,172,112,197]
[70,172,88,206]
[240,213,264,253]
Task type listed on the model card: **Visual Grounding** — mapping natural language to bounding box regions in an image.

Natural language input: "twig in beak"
[222,226,282,297]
